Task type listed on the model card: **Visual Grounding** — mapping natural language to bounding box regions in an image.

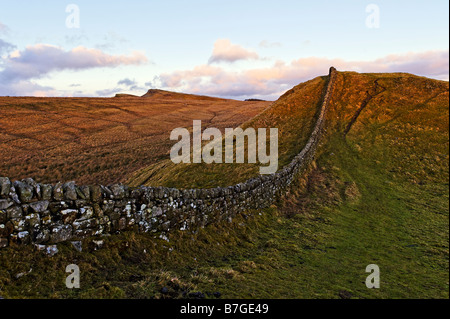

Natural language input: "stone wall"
[0,67,337,249]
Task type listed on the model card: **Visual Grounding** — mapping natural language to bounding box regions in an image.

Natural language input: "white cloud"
[0,22,10,34]
[0,43,148,96]
[117,78,137,86]
[0,80,58,97]
[0,22,15,55]
[1,44,147,81]
[208,39,259,64]
[0,39,15,55]
[158,50,449,100]
[95,87,123,97]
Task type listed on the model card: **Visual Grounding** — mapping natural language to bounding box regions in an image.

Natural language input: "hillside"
[0,70,448,299]
[127,75,329,187]
[141,89,230,101]
[0,95,270,185]
[128,71,449,189]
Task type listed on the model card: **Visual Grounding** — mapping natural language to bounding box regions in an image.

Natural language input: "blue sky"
[0,0,448,99]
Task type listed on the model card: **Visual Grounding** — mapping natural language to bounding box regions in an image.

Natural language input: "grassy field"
[0,92,269,185]
[0,71,448,299]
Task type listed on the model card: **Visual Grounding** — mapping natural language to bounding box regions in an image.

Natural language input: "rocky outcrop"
[0,67,337,249]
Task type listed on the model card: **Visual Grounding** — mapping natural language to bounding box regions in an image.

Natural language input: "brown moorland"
[0,90,271,185]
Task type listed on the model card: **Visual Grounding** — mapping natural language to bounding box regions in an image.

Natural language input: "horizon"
[0,0,448,100]
[0,68,448,100]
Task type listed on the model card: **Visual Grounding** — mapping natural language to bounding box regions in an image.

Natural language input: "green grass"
[1,135,447,298]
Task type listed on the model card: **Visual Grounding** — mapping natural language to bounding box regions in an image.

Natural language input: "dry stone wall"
[0,67,337,249]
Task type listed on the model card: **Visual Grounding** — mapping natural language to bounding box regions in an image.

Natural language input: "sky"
[0,0,448,100]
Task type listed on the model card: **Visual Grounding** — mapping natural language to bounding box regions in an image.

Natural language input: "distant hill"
[141,89,229,101]
[245,98,267,102]
[114,93,139,98]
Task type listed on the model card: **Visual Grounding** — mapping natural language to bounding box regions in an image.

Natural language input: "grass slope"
[127,75,329,188]
[0,71,448,299]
